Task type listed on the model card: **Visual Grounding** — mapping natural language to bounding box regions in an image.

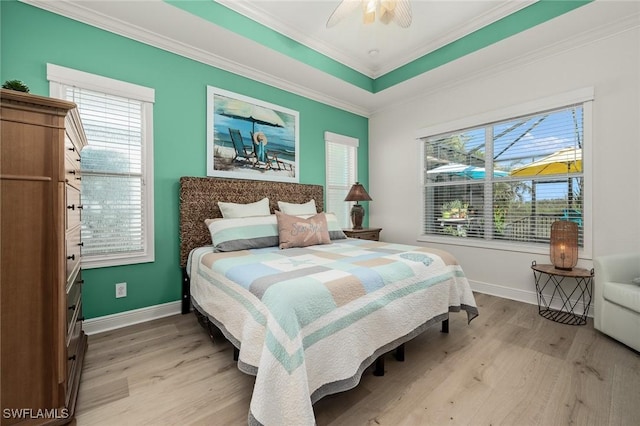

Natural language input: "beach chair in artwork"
[250,131,291,171]
[228,128,256,164]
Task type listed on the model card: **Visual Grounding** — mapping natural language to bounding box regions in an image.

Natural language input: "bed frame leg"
[181,267,191,314]
[441,318,449,333]
[233,347,239,361]
[373,355,385,376]
[394,343,405,362]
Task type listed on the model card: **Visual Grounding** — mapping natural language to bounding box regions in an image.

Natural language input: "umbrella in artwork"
[216,96,286,164]
[218,98,285,133]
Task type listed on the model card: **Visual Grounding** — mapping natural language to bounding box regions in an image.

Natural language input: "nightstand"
[343,227,382,241]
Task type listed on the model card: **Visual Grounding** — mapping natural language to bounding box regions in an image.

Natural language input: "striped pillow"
[205,215,279,252]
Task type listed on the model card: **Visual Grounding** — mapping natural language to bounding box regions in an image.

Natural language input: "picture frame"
[206,86,300,183]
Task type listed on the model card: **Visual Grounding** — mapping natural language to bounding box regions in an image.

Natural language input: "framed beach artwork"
[206,86,300,183]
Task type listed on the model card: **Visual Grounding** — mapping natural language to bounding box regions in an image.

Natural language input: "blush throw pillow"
[275,211,331,249]
[298,212,347,240]
[218,197,270,218]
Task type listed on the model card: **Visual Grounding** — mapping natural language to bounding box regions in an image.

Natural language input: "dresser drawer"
[64,152,82,187]
[66,227,82,284]
[66,185,81,230]
[66,272,82,337]
[66,312,82,402]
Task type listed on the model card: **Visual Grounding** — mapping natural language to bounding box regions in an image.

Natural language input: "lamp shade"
[550,220,578,270]
[344,182,372,202]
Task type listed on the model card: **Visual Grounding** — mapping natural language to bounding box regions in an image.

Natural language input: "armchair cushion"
[602,281,640,312]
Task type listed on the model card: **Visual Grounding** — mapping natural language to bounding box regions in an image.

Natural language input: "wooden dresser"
[1,89,87,425]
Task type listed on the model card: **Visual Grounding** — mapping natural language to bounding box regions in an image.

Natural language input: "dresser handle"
[68,146,76,152]
[68,304,76,311]
[76,176,82,181]
[68,355,76,361]
[76,158,81,162]
[78,242,84,247]
[78,279,85,284]
[77,205,84,210]
[67,254,75,261]
[78,317,85,322]
[67,204,75,210]
[69,170,76,175]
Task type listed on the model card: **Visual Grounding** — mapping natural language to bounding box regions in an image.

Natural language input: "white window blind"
[422,101,589,248]
[72,87,145,256]
[325,132,358,228]
[48,64,155,268]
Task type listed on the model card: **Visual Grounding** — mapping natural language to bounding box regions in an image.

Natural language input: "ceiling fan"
[327,0,413,28]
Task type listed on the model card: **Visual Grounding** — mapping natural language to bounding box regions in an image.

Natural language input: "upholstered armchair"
[593,253,640,352]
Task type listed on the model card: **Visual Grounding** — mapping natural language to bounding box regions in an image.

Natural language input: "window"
[48,64,155,268]
[420,90,592,250]
[325,132,358,228]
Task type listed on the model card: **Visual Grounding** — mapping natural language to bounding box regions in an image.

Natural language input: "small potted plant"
[2,80,30,93]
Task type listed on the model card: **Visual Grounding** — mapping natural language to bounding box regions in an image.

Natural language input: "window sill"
[416,234,590,260]
[81,252,154,269]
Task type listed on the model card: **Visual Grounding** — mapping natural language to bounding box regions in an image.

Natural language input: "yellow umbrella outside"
[510,147,582,177]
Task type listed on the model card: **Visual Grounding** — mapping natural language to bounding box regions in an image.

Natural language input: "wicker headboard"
[179,176,324,267]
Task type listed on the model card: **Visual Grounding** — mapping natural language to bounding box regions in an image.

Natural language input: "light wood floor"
[75,293,640,425]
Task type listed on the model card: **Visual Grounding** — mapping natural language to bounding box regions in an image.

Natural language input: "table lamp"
[550,220,578,270]
[344,182,372,230]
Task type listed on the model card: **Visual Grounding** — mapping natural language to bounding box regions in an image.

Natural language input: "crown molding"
[374,9,640,115]
[217,0,536,79]
[20,0,371,117]
[373,0,536,78]
[217,0,375,77]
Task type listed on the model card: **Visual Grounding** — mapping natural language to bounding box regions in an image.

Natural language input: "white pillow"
[277,199,317,215]
[218,197,270,218]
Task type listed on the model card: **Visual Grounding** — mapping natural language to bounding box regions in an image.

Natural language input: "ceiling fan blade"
[326,0,361,28]
[392,0,412,28]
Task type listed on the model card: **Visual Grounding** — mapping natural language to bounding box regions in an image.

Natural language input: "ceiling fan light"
[379,8,393,25]
[381,0,396,13]
[363,10,376,25]
[364,0,377,15]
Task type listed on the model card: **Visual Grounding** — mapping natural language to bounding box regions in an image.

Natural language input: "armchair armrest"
[594,253,640,285]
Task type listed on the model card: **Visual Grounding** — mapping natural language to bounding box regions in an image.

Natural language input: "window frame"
[48,63,155,268]
[416,88,593,259]
[325,131,359,229]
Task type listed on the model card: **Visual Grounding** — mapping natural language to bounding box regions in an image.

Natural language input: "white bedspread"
[188,239,478,425]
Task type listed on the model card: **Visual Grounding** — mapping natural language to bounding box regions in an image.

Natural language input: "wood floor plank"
[75,294,640,425]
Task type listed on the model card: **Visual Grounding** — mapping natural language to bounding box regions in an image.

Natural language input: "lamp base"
[350,203,364,229]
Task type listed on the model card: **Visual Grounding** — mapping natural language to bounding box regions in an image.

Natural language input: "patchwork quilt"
[188,239,478,426]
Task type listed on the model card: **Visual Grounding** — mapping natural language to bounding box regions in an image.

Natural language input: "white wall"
[369,14,640,305]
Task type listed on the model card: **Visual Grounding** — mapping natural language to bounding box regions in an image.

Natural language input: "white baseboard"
[470,280,594,318]
[83,301,182,336]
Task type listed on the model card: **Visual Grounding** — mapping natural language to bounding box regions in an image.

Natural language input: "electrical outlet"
[115,282,127,298]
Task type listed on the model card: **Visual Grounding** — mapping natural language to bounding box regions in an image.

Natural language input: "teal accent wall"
[1,0,369,319]
[165,0,374,92]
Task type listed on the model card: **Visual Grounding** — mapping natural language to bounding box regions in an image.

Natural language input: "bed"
[179,176,478,426]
